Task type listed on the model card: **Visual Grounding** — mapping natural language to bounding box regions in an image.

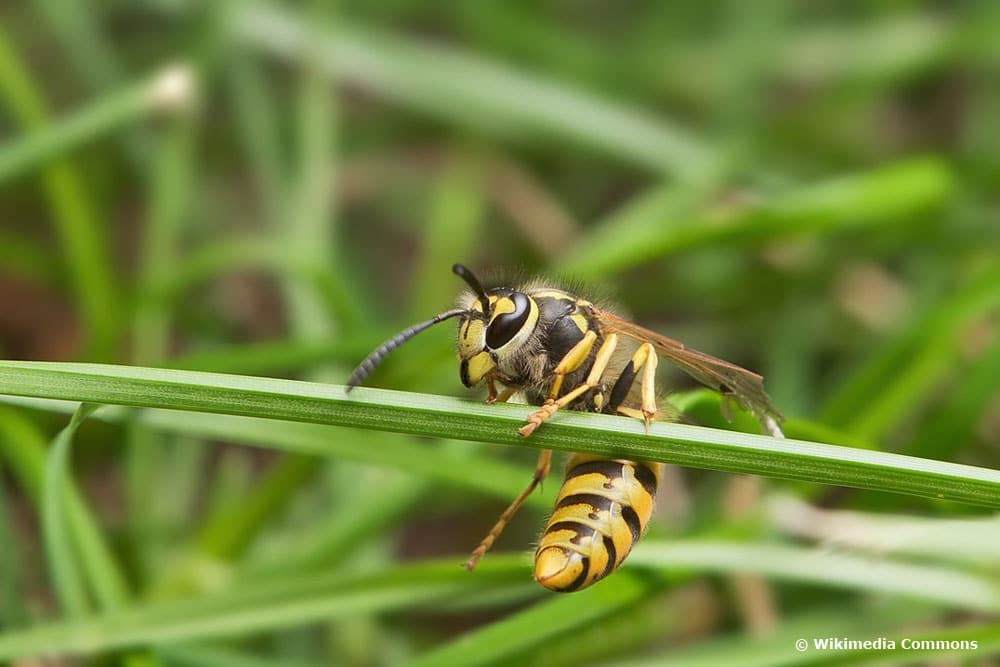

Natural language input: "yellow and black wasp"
[348,264,783,592]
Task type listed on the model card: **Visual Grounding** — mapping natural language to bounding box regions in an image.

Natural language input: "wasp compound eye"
[486,292,531,349]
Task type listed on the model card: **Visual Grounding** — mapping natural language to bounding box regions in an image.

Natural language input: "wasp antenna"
[346,308,468,390]
[452,263,491,314]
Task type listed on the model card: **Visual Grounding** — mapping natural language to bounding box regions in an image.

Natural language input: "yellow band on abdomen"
[534,455,661,592]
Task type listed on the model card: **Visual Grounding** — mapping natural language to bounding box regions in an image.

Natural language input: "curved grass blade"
[0,406,131,611]
[43,403,100,616]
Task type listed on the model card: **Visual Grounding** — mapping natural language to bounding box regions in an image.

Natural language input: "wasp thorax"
[457,289,539,388]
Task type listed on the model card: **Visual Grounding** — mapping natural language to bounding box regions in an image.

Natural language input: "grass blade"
[42,403,100,616]
[0,66,193,184]
[0,27,121,357]
[0,473,25,627]
[559,157,953,277]
[406,571,657,667]
[2,361,1000,508]
[0,556,532,660]
[234,5,714,177]
[628,541,1000,612]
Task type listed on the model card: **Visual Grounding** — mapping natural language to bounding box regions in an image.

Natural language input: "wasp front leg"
[519,332,619,437]
[485,377,517,404]
[605,343,658,429]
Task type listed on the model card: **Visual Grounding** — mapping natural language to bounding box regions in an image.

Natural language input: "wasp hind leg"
[465,448,552,571]
[519,332,619,437]
[605,343,658,429]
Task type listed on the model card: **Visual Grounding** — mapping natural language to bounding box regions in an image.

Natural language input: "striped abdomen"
[534,455,661,592]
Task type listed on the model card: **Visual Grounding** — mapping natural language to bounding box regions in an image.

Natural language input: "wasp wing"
[594,310,784,436]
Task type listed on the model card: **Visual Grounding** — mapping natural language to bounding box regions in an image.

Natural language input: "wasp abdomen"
[534,455,660,592]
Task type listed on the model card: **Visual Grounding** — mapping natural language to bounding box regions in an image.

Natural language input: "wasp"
[348,264,783,592]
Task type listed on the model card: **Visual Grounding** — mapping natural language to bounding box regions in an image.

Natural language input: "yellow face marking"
[459,319,486,358]
[490,297,517,322]
[463,351,495,386]
[468,295,500,314]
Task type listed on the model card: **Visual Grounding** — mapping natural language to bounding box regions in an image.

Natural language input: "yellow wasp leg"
[543,330,598,401]
[615,343,658,429]
[465,448,552,571]
[519,333,619,438]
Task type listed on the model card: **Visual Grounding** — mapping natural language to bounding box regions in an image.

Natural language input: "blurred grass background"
[1,0,999,665]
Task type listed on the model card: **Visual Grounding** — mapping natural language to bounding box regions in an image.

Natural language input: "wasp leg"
[465,448,552,571]
[519,333,619,437]
[605,343,658,429]
[485,377,517,404]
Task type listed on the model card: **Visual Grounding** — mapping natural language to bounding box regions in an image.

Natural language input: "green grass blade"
[233,5,714,177]
[29,0,121,90]
[164,336,375,375]
[406,571,658,667]
[157,643,324,667]
[241,474,430,578]
[281,23,340,345]
[613,607,995,667]
[627,541,1000,612]
[559,157,953,277]
[407,155,486,321]
[194,454,319,560]
[0,67,191,184]
[0,539,994,660]
[0,27,122,358]
[0,397,553,512]
[226,54,288,225]
[0,472,25,627]
[768,495,1000,566]
[555,180,711,277]
[0,407,131,610]
[0,555,532,660]
[3,361,1000,508]
[43,403,99,616]
[823,262,1000,435]
[0,231,58,286]
[909,332,1000,461]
